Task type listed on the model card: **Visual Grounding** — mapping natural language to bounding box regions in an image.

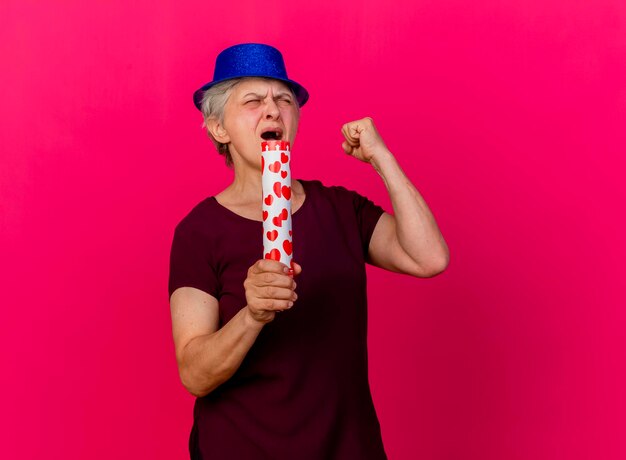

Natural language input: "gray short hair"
[200,78,243,168]
[200,78,300,168]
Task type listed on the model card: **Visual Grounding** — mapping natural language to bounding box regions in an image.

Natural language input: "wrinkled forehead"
[232,77,294,97]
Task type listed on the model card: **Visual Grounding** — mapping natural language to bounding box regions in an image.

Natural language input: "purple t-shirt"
[168,178,387,460]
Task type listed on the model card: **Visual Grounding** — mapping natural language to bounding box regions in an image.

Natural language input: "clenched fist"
[244,259,302,324]
[341,117,389,164]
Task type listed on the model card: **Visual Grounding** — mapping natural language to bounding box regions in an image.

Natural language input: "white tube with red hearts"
[261,140,293,273]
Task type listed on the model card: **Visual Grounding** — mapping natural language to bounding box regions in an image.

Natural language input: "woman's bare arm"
[170,260,301,397]
[367,151,449,277]
[340,117,449,277]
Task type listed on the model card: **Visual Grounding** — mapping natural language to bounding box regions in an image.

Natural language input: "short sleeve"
[168,223,220,299]
[348,188,386,256]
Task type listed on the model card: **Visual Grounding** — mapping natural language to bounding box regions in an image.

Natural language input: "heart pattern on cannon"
[261,141,294,266]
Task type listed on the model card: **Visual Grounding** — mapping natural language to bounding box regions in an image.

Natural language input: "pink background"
[1,0,625,458]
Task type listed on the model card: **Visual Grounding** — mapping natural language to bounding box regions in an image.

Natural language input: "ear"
[206,118,230,144]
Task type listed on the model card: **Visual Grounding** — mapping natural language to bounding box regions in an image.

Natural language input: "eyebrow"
[242,91,293,98]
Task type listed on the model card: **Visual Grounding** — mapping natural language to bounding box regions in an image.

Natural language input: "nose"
[263,97,280,120]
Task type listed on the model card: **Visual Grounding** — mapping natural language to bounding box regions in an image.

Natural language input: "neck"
[227,154,263,203]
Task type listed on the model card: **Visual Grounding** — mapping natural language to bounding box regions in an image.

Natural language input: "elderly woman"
[168,43,449,460]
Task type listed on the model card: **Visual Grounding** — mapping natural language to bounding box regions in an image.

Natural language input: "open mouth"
[260,129,283,141]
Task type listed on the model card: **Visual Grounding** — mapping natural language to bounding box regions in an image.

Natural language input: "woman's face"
[221,78,300,169]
